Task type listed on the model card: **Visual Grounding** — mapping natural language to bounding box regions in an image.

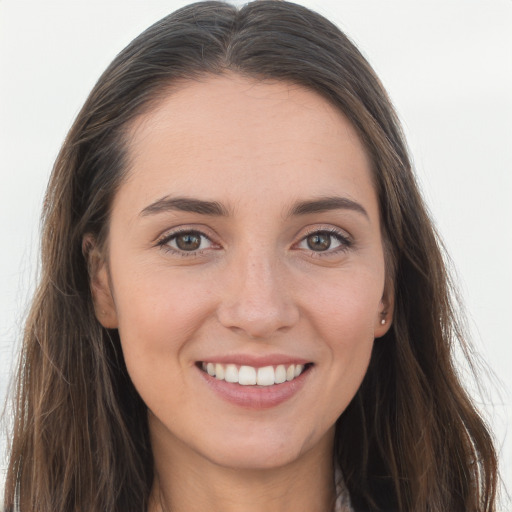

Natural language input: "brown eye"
[296,229,350,255]
[306,233,331,251]
[175,232,202,251]
[159,229,217,256]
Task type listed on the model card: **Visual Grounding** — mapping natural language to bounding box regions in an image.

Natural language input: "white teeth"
[257,366,275,386]
[239,365,257,385]
[225,364,238,383]
[201,362,308,386]
[275,364,287,384]
[215,363,225,380]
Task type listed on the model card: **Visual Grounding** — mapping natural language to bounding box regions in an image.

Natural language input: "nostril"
[216,301,300,339]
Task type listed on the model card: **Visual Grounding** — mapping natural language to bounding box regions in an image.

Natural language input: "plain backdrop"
[1,0,511,507]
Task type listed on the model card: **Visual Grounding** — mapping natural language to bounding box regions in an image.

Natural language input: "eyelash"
[156,227,353,258]
[156,228,216,257]
[298,227,353,256]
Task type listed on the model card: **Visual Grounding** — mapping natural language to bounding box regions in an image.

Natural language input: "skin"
[91,74,393,512]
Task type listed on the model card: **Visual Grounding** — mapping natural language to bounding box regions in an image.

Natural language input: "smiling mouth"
[198,362,313,386]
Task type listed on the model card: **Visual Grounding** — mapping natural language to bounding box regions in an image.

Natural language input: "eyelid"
[296,224,352,242]
[293,225,353,255]
[154,224,218,245]
[155,225,222,256]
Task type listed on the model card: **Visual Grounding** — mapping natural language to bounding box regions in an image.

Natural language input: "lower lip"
[198,365,312,410]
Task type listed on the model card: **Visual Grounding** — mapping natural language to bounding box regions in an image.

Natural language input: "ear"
[83,235,118,329]
[374,281,394,339]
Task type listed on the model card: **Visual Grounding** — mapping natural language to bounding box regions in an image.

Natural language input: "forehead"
[118,73,377,220]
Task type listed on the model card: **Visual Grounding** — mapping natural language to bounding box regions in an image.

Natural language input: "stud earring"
[380,318,386,325]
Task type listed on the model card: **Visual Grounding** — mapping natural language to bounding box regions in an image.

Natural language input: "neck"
[148,420,336,512]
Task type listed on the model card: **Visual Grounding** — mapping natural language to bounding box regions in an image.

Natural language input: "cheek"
[299,268,381,402]
[111,267,219,419]
[302,266,382,339]
[112,264,215,373]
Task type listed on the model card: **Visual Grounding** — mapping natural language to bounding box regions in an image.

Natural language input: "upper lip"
[196,354,311,367]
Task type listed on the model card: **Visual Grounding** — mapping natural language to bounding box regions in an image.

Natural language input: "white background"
[1,0,511,508]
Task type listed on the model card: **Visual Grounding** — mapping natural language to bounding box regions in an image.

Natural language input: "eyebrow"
[139,195,368,219]
[140,196,230,217]
[287,196,369,219]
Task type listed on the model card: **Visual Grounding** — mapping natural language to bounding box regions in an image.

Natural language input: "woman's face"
[92,74,393,470]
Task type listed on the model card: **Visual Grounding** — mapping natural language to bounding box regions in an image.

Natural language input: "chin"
[196,424,332,472]
[205,441,305,471]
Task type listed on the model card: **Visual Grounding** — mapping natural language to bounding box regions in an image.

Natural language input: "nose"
[216,249,300,339]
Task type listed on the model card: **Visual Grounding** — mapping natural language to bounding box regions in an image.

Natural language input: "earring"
[380,318,386,325]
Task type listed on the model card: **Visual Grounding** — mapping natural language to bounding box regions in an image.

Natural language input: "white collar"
[334,467,353,512]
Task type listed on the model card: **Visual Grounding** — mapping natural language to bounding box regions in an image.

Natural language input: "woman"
[3,1,498,511]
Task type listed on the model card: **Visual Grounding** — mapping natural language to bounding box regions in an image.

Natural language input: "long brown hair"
[4,2,497,510]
